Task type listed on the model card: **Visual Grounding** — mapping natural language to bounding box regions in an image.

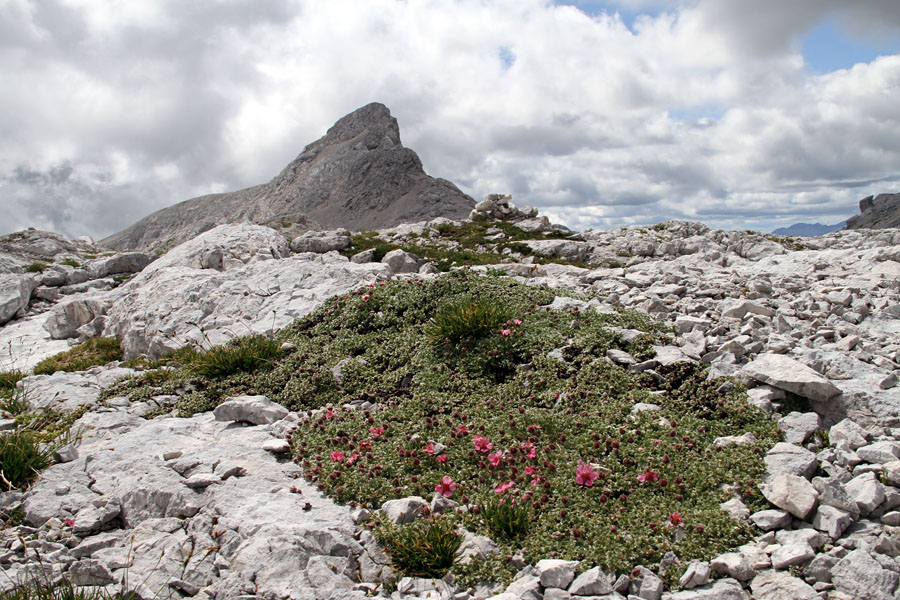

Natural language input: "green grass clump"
[426,298,514,345]
[189,334,282,378]
[58,259,81,268]
[33,338,123,375]
[480,495,532,538]
[0,371,24,399]
[24,262,47,273]
[0,430,56,491]
[375,514,463,578]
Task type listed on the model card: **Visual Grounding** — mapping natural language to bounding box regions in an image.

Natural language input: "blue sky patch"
[801,18,900,72]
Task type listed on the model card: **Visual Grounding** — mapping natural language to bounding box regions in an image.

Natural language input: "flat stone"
[750,569,818,600]
[743,353,841,401]
[845,472,885,516]
[831,549,900,600]
[710,552,754,581]
[777,412,821,445]
[856,440,900,464]
[213,395,289,425]
[761,474,819,519]
[664,578,747,599]
[829,419,870,450]
[536,559,579,589]
[812,476,861,519]
[750,509,792,531]
[678,560,710,589]
[764,442,818,481]
[568,565,612,595]
[381,496,427,524]
[261,439,291,454]
[812,504,854,538]
[770,542,815,570]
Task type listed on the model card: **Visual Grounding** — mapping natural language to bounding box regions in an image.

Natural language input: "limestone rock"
[831,548,900,600]
[761,474,819,519]
[213,395,289,425]
[743,353,841,401]
[43,298,108,339]
[749,570,818,600]
[381,248,420,273]
[85,252,154,278]
[380,496,427,524]
[0,275,35,325]
[536,559,579,589]
[290,230,351,254]
[101,103,474,252]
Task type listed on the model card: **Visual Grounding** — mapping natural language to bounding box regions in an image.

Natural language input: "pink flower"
[362,294,370,302]
[500,329,511,337]
[437,454,448,463]
[524,466,536,475]
[513,319,523,326]
[424,442,436,454]
[488,450,503,466]
[473,435,494,453]
[325,409,336,420]
[520,441,537,459]
[330,451,345,463]
[435,475,457,497]
[456,424,469,435]
[64,518,75,527]
[494,481,516,494]
[367,283,376,289]
[669,512,683,526]
[346,451,360,465]
[637,468,660,483]
[575,461,599,487]
[369,426,385,439]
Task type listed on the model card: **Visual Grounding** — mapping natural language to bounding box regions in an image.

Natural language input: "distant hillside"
[772,221,846,237]
[101,103,475,252]
[845,192,900,230]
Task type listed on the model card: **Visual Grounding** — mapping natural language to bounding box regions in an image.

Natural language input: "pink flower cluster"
[575,461,599,487]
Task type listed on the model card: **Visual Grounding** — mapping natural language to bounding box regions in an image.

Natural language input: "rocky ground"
[0,210,899,599]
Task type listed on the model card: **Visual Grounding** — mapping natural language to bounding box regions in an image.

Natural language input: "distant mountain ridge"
[771,221,846,237]
[101,103,475,252]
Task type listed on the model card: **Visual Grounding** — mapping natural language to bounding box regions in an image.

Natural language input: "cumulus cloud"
[0,0,898,239]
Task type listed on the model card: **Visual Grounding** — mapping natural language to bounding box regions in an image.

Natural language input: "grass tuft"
[425,298,513,345]
[0,371,24,399]
[0,430,56,491]
[479,496,532,538]
[189,334,282,379]
[375,514,463,579]
[33,338,123,375]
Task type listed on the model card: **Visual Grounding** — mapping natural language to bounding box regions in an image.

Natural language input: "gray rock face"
[101,103,474,252]
[85,253,154,279]
[289,230,351,254]
[43,298,108,339]
[0,275,35,325]
[845,192,900,230]
[102,224,390,358]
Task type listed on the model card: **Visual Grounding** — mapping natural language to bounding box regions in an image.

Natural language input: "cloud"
[1,0,899,239]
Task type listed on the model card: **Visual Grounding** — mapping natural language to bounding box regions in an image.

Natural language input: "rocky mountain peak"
[100,103,474,252]
[846,191,900,230]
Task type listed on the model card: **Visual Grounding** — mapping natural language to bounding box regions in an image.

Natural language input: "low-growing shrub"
[58,259,80,268]
[0,430,55,491]
[33,338,123,375]
[426,298,513,345]
[375,515,463,578]
[189,334,282,378]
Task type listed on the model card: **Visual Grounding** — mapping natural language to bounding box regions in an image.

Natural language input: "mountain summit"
[101,103,475,252]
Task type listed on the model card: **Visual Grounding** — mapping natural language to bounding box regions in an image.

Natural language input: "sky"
[2,0,899,239]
